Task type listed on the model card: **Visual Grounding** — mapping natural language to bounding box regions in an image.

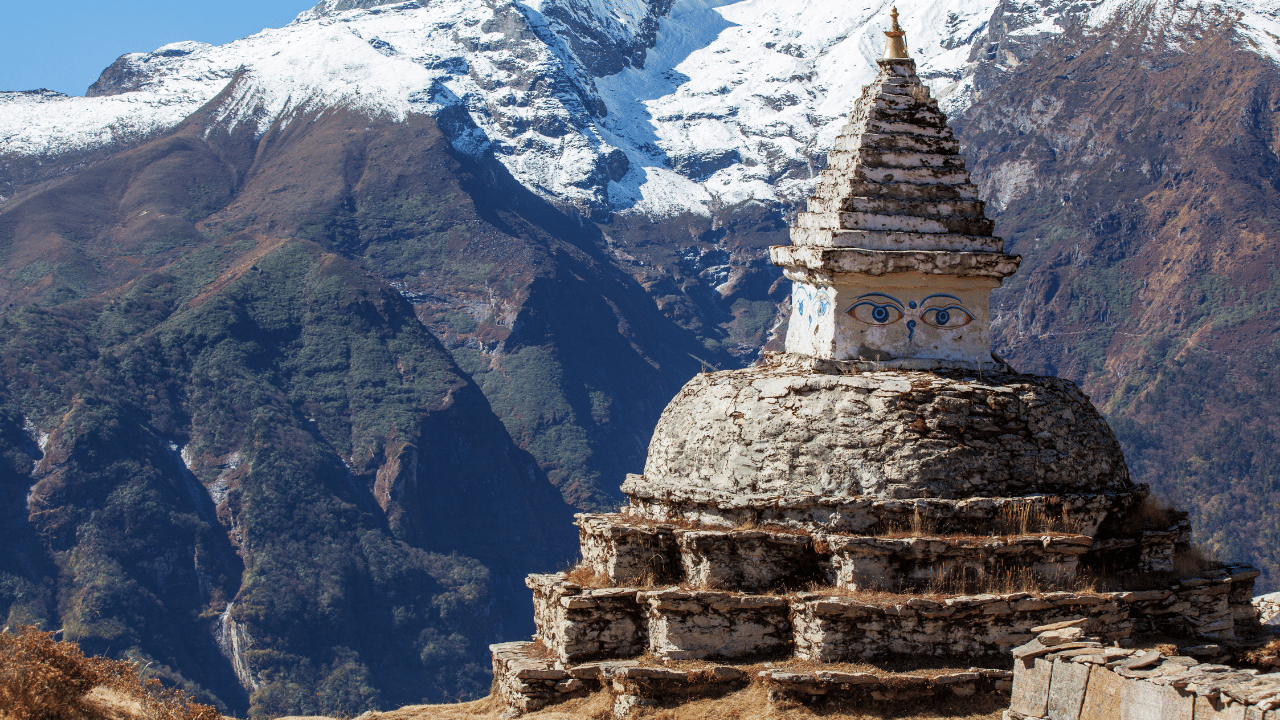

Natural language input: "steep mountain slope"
[956,0,1280,589]
[0,113,590,714]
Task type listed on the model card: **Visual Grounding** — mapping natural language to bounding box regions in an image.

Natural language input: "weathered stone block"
[1011,657,1053,718]
[1047,659,1089,720]
[528,574,645,664]
[1119,679,1192,720]
[676,528,819,592]
[1195,695,1247,720]
[576,513,679,586]
[491,641,587,714]
[1079,666,1124,720]
[640,590,790,661]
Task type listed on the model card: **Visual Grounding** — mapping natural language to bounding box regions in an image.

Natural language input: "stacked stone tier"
[772,245,1020,278]
[527,566,1259,669]
[491,639,1014,715]
[578,511,1191,592]
[621,486,1147,538]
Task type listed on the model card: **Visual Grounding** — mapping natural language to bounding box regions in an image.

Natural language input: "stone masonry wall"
[827,533,1091,591]
[635,367,1131,503]
[639,589,792,661]
[792,591,1129,663]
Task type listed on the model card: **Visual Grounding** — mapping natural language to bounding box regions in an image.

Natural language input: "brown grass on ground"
[368,684,1006,720]
[0,625,219,720]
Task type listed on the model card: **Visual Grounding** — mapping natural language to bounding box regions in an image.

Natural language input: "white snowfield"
[1,0,1276,219]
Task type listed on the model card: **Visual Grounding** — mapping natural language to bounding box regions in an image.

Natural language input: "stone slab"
[1011,657,1053,718]
[1079,666,1124,720]
[1120,679,1192,720]
[1048,659,1090,720]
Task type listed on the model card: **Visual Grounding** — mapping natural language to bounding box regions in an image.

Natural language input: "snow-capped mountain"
[8,0,1277,219]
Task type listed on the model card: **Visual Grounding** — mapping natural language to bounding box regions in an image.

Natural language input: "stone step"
[842,195,987,218]
[677,528,820,592]
[792,591,1129,664]
[833,131,960,154]
[826,533,1092,592]
[490,640,1012,717]
[762,667,1013,707]
[580,513,1107,595]
[853,164,972,185]
[768,245,1020,278]
[796,209,994,236]
[811,177,979,206]
[528,573,647,665]
[789,226,1003,253]
[865,116,952,136]
[620,480,1149,538]
[640,589,792,661]
[576,513,680,586]
[827,148,967,172]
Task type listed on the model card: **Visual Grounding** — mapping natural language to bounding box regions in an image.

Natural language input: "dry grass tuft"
[1243,640,1280,670]
[1129,496,1178,530]
[563,561,610,588]
[1172,544,1212,578]
[994,503,1081,536]
[0,625,219,720]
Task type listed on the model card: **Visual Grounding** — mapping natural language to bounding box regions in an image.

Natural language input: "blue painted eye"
[920,305,974,328]
[847,301,904,326]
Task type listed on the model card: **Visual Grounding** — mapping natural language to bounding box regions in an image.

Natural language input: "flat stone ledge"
[761,667,1013,706]
[825,532,1091,591]
[623,484,1147,538]
[770,244,1021,278]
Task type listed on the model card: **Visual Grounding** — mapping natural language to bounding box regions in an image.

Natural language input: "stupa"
[489,9,1260,716]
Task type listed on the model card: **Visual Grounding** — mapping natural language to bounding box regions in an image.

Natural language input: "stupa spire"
[882,6,909,59]
[768,41,1020,370]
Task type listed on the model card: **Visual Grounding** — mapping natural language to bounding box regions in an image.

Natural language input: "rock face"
[632,357,1129,503]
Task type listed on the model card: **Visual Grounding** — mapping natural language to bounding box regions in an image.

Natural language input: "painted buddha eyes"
[847,294,905,325]
[845,293,975,329]
[920,304,974,328]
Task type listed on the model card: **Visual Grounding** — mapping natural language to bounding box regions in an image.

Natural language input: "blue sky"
[1,0,308,95]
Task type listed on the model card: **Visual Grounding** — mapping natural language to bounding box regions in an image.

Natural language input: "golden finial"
[883,6,909,59]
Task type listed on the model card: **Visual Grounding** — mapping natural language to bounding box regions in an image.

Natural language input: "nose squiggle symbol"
[906,319,916,342]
